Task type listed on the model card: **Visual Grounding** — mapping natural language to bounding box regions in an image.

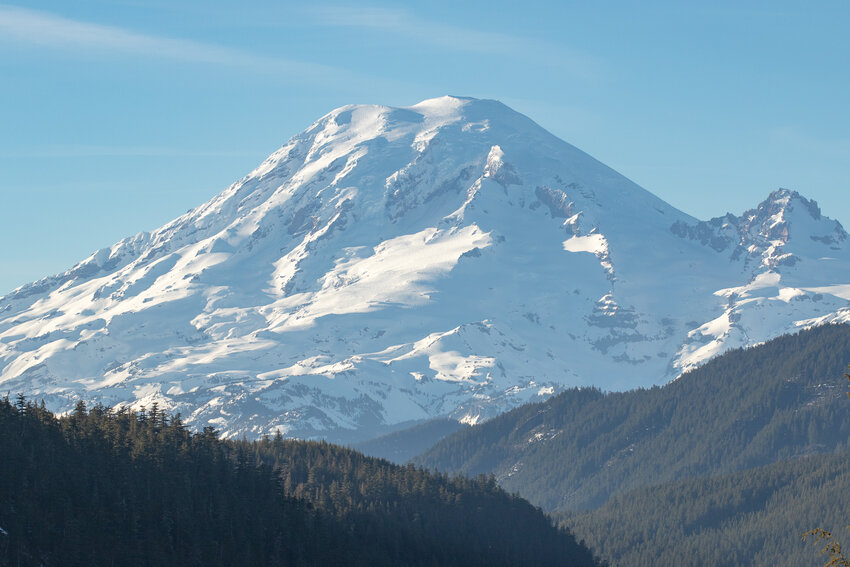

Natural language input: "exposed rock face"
[671,189,847,266]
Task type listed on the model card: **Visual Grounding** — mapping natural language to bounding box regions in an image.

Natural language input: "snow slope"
[1,96,848,440]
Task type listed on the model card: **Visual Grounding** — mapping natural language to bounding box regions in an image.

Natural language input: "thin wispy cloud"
[0,4,354,83]
[308,5,603,81]
[0,145,267,159]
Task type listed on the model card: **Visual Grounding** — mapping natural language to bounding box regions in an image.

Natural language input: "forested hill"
[414,323,850,512]
[0,398,599,567]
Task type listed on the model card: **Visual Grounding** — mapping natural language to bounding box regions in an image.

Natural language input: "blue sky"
[2,1,849,295]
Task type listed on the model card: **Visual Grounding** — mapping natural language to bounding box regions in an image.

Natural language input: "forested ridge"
[0,397,599,567]
[562,451,850,567]
[415,323,850,512]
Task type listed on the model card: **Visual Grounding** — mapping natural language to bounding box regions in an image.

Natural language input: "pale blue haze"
[1,0,848,294]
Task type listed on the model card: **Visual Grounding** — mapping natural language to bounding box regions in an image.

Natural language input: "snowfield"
[1,96,848,440]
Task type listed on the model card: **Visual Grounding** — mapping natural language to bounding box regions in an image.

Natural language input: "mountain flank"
[414,323,850,511]
[563,451,850,567]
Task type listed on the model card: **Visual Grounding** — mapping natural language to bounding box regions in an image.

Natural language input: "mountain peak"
[752,187,820,221]
[672,187,846,267]
[740,188,846,252]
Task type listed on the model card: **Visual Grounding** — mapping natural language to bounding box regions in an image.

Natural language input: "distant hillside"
[352,418,468,463]
[415,323,850,512]
[563,451,850,567]
[0,397,599,567]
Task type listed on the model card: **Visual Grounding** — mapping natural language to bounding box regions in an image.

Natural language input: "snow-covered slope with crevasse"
[1,96,848,440]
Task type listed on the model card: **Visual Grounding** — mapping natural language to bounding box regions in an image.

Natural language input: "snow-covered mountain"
[1,96,848,440]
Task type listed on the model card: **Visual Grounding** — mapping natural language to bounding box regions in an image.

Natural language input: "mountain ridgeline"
[0,397,599,567]
[414,323,850,512]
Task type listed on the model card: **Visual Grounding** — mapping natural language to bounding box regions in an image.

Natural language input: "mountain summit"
[2,97,848,440]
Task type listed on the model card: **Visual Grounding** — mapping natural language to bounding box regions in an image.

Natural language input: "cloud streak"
[0,145,267,159]
[0,5,352,83]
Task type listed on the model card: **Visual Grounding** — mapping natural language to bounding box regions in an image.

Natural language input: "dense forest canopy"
[0,395,599,567]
